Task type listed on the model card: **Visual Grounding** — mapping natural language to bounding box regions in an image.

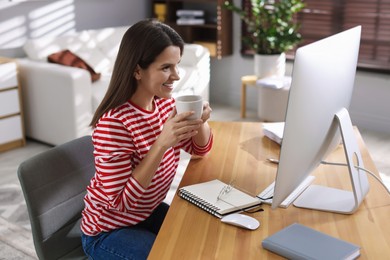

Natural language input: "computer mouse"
[221,213,260,230]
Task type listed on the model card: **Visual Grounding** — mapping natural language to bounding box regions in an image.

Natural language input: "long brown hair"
[90,19,184,127]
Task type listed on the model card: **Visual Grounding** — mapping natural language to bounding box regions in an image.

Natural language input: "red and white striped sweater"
[81,97,213,236]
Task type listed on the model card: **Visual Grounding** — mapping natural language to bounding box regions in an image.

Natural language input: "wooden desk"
[149,121,390,259]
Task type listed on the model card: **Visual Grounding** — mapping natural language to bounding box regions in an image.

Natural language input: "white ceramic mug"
[175,95,203,120]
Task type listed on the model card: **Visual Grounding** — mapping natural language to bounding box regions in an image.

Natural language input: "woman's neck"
[130,93,155,112]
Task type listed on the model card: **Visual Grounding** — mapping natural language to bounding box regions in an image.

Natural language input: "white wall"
[349,71,390,133]
[210,0,390,134]
[0,0,150,57]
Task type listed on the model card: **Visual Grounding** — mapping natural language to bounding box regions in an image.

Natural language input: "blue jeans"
[81,202,169,260]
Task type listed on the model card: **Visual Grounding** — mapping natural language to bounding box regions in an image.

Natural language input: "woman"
[81,19,213,259]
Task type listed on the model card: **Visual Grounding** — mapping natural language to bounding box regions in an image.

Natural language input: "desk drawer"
[0,62,18,90]
[0,115,23,144]
[0,89,20,117]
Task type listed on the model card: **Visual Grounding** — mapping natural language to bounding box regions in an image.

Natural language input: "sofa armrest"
[174,44,210,100]
[17,59,93,145]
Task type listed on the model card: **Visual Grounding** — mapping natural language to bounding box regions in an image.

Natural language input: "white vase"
[254,53,286,78]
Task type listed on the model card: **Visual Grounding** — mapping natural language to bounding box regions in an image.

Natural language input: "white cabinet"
[0,58,25,152]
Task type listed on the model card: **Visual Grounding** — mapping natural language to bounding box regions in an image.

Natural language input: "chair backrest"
[18,136,94,259]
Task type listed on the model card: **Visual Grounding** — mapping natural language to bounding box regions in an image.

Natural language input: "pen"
[267,158,279,164]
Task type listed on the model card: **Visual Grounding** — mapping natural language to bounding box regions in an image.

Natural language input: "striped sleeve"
[192,132,213,155]
[180,130,213,156]
[92,114,146,211]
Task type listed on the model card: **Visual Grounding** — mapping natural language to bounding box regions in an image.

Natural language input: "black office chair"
[18,136,94,259]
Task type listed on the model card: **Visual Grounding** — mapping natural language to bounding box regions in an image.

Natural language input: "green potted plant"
[224,0,305,78]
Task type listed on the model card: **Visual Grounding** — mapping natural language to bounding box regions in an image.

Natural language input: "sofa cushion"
[23,30,112,74]
[87,26,129,66]
[24,31,92,61]
[72,46,111,75]
[48,50,101,82]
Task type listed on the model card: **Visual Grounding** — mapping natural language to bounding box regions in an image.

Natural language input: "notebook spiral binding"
[178,189,221,218]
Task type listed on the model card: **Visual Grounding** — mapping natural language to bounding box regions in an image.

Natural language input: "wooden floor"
[0,104,389,259]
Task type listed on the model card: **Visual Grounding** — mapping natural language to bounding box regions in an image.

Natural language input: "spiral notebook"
[178,179,262,218]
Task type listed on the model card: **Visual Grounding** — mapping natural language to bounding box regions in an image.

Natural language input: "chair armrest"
[17,59,93,145]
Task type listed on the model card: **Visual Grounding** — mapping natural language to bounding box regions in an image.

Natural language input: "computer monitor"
[271,26,370,214]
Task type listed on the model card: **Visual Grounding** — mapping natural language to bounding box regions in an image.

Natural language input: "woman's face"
[135,45,181,101]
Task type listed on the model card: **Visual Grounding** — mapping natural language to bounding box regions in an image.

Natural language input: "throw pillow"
[47,49,101,82]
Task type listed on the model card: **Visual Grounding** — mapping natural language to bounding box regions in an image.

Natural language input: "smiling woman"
[80,18,213,259]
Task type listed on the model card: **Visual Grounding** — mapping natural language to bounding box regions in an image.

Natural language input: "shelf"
[0,57,26,152]
[152,0,232,58]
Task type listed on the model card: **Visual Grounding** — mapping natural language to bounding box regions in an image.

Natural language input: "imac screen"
[271,26,368,213]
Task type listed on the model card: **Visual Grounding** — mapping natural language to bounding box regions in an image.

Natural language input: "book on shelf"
[176,9,204,17]
[176,9,205,25]
[176,18,205,25]
[178,179,262,218]
[262,223,360,260]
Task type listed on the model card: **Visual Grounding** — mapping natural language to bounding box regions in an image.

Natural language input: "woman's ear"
[134,65,141,80]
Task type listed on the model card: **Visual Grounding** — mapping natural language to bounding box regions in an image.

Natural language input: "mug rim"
[175,95,203,102]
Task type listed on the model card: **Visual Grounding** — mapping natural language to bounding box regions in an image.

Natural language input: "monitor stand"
[293,108,370,214]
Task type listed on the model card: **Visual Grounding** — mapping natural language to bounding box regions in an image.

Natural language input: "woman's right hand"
[156,108,203,150]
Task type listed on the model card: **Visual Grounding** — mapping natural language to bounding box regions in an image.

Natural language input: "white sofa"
[17,26,210,146]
